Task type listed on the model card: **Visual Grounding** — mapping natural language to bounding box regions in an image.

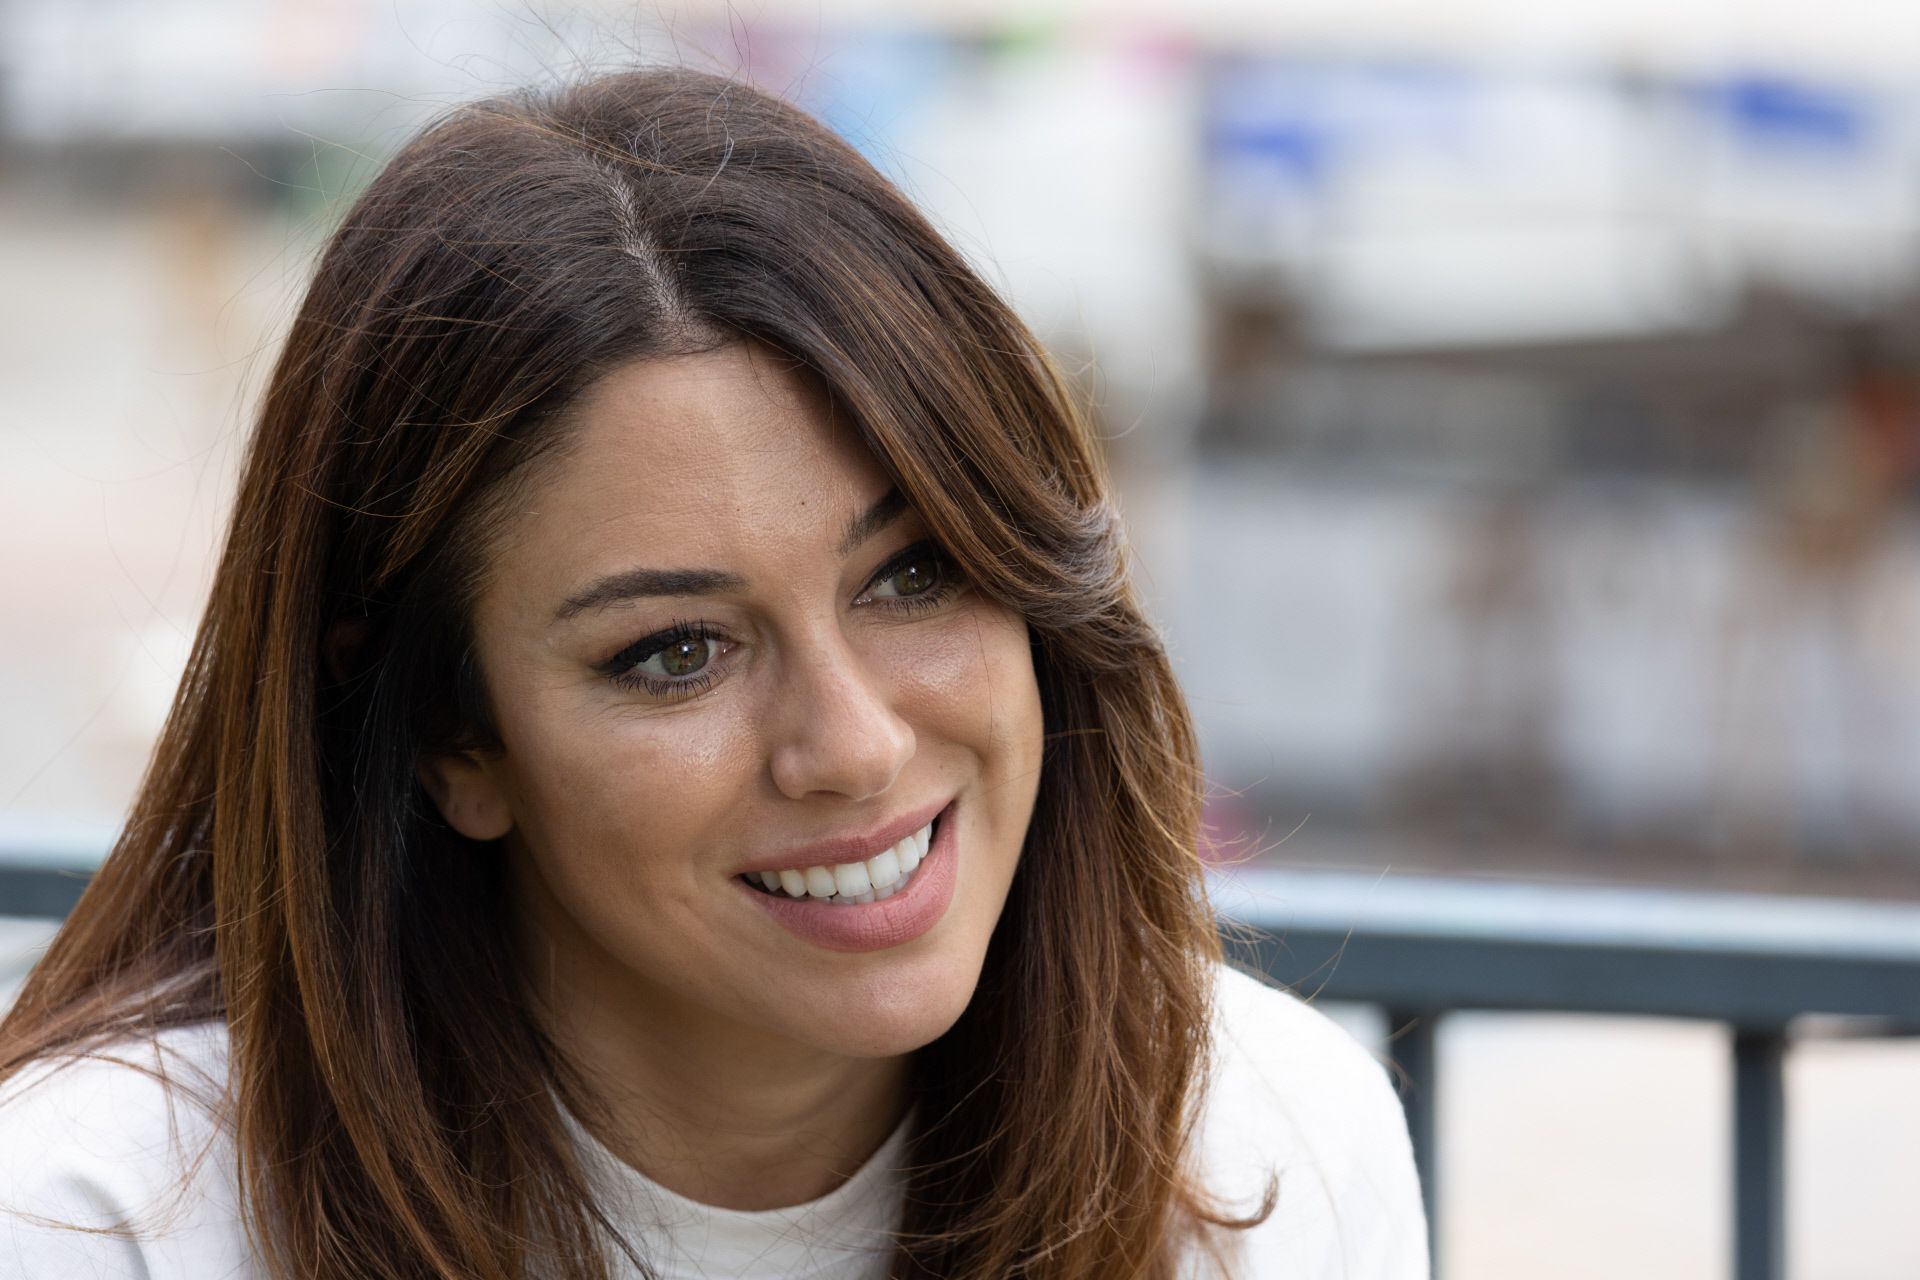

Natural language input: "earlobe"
[416,753,515,842]
[322,618,370,687]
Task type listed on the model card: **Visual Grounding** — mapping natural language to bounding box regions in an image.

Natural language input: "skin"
[418,341,1045,1211]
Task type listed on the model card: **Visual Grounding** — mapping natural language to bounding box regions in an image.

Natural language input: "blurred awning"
[747,0,1920,78]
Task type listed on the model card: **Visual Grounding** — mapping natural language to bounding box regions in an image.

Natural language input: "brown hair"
[0,65,1274,1277]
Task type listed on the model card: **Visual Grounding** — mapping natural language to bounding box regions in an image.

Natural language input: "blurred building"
[6,6,1920,1279]
[6,0,1920,879]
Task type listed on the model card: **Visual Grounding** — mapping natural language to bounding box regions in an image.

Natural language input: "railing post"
[1732,1027,1787,1280]
[1385,1007,1440,1277]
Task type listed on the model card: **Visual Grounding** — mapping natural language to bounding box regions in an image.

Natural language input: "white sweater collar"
[558,1098,917,1279]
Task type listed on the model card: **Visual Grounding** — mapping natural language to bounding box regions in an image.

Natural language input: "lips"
[738,803,959,952]
[729,797,950,880]
[739,814,934,904]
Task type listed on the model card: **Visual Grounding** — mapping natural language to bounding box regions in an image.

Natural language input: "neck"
[515,900,912,1212]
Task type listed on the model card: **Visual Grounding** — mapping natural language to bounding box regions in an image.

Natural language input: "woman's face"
[424,342,1044,1062]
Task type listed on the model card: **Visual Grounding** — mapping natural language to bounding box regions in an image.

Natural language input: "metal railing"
[1208,866,1920,1280]
[8,840,1920,1280]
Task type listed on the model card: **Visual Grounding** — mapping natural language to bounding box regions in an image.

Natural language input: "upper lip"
[731,797,950,877]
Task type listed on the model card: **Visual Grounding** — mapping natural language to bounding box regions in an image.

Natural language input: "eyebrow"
[553,486,910,622]
[553,566,746,620]
[838,486,909,557]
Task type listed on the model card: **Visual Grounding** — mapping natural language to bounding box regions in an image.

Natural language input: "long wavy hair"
[0,66,1274,1278]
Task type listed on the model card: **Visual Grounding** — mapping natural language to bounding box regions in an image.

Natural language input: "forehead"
[493,343,889,580]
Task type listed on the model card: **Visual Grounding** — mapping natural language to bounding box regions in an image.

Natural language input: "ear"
[323,617,370,687]
[417,751,515,842]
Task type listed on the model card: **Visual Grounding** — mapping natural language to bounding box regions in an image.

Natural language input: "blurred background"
[2,1,1918,1276]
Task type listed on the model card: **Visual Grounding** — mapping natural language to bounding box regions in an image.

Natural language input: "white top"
[0,961,1428,1278]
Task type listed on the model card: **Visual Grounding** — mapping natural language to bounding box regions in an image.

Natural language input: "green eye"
[869,545,950,601]
[603,620,732,701]
[877,553,942,598]
[607,624,724,692]
[649,635,711,677]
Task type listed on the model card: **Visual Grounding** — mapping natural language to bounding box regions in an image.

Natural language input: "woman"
[0,67,1426,1278]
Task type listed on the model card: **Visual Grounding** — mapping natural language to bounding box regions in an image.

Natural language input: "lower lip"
[737,806,958,953]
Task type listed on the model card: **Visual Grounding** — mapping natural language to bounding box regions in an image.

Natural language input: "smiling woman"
[428,344,1049,1210]
[0,67,1425,1279]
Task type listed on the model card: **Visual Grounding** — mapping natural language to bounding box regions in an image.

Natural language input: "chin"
[799,957,982,1059]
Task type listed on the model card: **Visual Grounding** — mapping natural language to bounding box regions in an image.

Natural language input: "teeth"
[743,819,935,905]
[831,860,873,898]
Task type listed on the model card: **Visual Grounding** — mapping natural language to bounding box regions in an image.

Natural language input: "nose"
[767,631,916,802]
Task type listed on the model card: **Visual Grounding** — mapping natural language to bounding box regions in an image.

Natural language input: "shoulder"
[1189,959,1431,1280]
[0,1019,256,1278]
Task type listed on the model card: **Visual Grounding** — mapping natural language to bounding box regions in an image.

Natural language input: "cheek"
[886,604,1042,773]
[493,677,763,875]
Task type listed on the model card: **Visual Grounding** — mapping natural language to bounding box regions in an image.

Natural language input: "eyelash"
[604,619,723,700]
[861,540,961,616]
[602,540,963,701]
